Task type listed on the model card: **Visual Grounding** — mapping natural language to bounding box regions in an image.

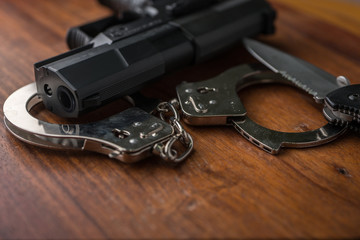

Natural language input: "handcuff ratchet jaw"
[176,64,347,154]
[4,83,192,163]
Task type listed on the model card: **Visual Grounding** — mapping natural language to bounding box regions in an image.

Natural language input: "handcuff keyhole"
[197,87,217,94]
[112,129,130,139]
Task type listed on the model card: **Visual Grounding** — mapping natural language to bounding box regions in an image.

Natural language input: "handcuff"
[3,83,193,163]
[176,64,347,154]
[3,64,346,163]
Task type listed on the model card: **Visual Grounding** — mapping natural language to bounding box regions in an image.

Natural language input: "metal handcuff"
[3,64,346,163]
[175,64,347,154]
[3,83,193,163]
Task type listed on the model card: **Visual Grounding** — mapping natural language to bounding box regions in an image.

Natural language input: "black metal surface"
[35,0,276,118]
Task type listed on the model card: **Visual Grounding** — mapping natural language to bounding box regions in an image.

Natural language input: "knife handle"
[325,84,360,125]
[326,84,360,112]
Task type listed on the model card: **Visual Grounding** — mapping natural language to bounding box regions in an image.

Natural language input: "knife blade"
[243,38,349,101]
[243,38,360,129]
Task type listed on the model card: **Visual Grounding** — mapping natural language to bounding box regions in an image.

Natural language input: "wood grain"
[1,0,360,238]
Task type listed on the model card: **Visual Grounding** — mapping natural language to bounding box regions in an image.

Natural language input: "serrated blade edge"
[243,38,340,101]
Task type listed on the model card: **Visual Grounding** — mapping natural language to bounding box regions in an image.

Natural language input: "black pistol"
[35,0,276,118]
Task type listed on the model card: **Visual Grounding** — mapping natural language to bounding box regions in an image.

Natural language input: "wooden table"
[1,0,359,238]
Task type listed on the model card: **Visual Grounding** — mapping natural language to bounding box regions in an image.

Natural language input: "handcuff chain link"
[153,99,193,163]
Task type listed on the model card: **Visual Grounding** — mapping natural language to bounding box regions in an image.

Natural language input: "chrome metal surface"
[3,83,177,163]
[232,117,347,154]
[336,76,351,87]
[176,64,255,125]
[323,106,360,133]
[177,64,347,154]
[153,100,194,162]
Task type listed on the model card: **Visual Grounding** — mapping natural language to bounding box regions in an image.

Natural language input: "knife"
[243,38,360,132]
